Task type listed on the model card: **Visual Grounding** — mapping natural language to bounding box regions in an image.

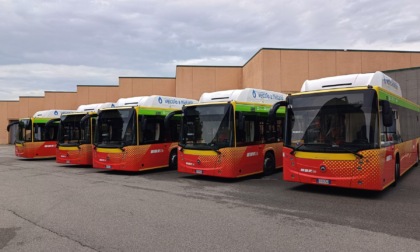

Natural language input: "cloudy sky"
[1,0,420,100]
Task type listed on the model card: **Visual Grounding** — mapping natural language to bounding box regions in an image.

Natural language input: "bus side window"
[381,109,401,145]
[142,117,164,144]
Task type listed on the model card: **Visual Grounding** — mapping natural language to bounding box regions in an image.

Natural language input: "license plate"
[195,169,203,174]
[105,165,112,169]
[316,178,331,185]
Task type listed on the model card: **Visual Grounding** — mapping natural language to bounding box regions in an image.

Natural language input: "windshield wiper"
[207,143,222,154]
[329,145,363,159]
[290,143,308,155]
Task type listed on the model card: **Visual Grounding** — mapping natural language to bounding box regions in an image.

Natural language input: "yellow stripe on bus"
[182,149,218,156]
[96,148,123,153]
[295,151,357,160]
[59,146,79,151]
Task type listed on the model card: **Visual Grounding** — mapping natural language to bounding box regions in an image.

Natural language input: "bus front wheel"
[169,149,178,170]
[263,152,275,176]
[393,158,400,187]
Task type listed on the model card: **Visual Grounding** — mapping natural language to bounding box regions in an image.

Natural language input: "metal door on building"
[8,120,18,144]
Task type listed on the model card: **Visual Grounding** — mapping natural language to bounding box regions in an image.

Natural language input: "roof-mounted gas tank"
[33,110,76,118]
[300,71,402,96]
[76,102,116,112]
[199,88,286,104]
[116,95,197,109]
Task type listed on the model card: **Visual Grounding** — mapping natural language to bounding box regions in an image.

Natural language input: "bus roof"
[33,110,76,118]
[199,88,286,104]
[116,95,197,109]
[76,102,116,112]
[300,71,402,96]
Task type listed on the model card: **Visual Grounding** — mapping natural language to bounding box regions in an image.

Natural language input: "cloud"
[1,0,420,100]
[0,64,144,100]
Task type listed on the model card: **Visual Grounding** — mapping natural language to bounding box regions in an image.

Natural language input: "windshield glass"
[17,119,32,142]
[95,108,136,147]
[285,89,378,152]
[58,114,90,145]
[181,104,233,150]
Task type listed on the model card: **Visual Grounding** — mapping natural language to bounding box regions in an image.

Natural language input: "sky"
[1,0,420,100]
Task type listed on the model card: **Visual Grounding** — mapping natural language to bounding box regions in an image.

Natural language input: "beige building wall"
[76,86,120,105]
[176,66,242,99]
[2,48,420,144]
[239,48,420,94]
[118,77,176,100]
[44,92,78,110]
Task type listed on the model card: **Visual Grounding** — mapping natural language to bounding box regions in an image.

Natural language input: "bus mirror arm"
[164,110,182,133]
[268,101,287,122]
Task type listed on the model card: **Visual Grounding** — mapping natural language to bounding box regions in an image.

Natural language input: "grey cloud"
[1,0,420,100]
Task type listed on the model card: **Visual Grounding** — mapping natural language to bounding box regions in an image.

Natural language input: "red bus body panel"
[15,141,57,159]
[283,139,418,191]
[178,143,282,178]
[56,144,93,165]
[92,143,177,172]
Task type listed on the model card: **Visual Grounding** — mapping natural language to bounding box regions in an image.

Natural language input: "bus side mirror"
[381,100,393,127]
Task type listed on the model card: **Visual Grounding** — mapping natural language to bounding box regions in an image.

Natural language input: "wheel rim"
[264,154,274,174]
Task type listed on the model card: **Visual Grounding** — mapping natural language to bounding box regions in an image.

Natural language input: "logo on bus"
[54,110,58,115]
[300,168,316,174]
[252,90,257,98]
[158,97,163,104]
[246,152,258,157]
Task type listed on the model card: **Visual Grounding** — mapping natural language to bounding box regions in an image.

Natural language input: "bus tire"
[263,152,275,176]
[169,149,178,170]
[393,157,400,187]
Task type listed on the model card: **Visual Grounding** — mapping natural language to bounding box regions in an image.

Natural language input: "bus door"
[140,116,169,169]
[236,113,264,174]
[380,102,399,183]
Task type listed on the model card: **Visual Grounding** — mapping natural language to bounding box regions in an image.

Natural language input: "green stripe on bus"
[378,90,420,111]
[137,108,172,116]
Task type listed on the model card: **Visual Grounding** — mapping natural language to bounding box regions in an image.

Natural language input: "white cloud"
[0,64,144,100]
[171,56,245,66]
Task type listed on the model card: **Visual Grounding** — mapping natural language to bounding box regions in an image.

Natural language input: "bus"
[178,88,286,178]
[56,103,115,165]
[270,71,420,190]
[7,110,75,158]
[93,95,197,172]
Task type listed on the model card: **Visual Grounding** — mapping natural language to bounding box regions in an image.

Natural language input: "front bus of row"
[178,88,286,178]
[7,110,75,159]
[92,96,197,172]
[271,71,419,191]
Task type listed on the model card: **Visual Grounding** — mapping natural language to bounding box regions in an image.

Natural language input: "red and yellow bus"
[178,88,286,178]
[271,71,419,190]
[55,103,115,165]
[7,110,75,158]
[92,96,197,172]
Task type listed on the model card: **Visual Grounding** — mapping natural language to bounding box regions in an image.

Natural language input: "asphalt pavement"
[1,145,419,251]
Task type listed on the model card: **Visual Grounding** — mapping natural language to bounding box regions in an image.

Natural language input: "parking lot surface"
[1,145,419,251]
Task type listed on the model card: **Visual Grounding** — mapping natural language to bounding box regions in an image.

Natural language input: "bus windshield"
[180,104,233,150]
[95,108,136,148]
[58,114,89,145]
[286,89,379,153]
[17,119,32,142]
